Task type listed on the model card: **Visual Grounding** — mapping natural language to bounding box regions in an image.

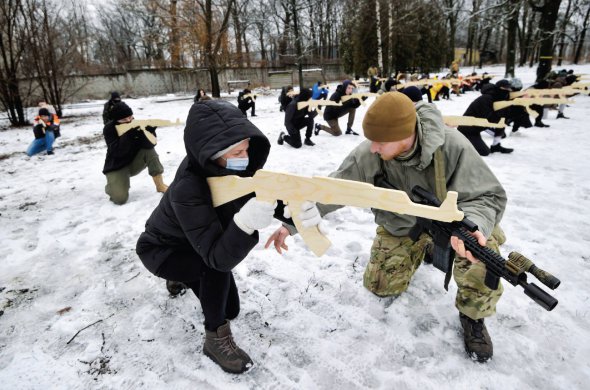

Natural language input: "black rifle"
[407,185,559,311]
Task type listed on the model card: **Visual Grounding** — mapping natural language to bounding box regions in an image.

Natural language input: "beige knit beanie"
[362,92,417,142]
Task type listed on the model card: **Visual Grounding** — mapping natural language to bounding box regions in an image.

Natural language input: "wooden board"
[341,92,379,105]
[510,88,586,99]
[297,99,342,111]
[443,116,506,128]
[208,170,463,257]
[115,118,184,137]
[493,97,574,112]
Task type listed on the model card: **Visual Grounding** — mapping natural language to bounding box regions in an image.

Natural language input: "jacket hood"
[481,83,510,101]
[404,101,446,170]
[183,100,270,177]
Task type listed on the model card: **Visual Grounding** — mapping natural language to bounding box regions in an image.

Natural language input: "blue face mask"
[225,157,249,171]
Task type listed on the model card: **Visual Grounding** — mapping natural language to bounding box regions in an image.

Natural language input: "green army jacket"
[318,101,507,238]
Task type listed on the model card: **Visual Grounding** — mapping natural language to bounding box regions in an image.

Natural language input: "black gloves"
[349,98,361,109]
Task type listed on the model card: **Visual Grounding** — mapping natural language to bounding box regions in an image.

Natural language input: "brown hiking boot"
[459,313,493,362]
[203,320,253,374]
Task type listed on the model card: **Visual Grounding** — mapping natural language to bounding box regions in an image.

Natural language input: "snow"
[1,64,589,389]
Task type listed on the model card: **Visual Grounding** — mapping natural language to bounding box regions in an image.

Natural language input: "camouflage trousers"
[363,226,505,320]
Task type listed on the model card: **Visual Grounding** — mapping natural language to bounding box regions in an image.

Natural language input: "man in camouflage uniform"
[267,92,507,362]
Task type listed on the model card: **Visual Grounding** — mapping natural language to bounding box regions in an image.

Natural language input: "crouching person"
[266,92,508,363]
[136,100,286,374]
[102,102,168,205]
[26,108,60,156]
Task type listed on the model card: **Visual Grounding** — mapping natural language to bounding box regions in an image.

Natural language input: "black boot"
[534,119,549,128]
[345,127,359,135]
[314,123,321,136]
[203,320,253,374]
[304,138,315,146]
[511,125,520,133]
[277,131,285,145]
[556,112,569,119]
[166,280,187,296]
[490,143,514,154]
[459,313,493,362]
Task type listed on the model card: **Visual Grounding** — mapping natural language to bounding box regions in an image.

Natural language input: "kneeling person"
[102,102,168,205]
[267,92,507,363]
[278,87,317,148]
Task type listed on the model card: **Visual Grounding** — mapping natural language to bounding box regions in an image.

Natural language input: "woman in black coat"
[136,100,280,374]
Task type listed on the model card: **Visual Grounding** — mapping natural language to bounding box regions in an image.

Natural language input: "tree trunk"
[232,4,243,67]
[375,0,383,71]
[290,0,304,88]
[169,0,181,68]
[557,0,574,66]
[505,0,520,77]
[574,3,590,64]
[535,0,562,82]
[0,1,28,125]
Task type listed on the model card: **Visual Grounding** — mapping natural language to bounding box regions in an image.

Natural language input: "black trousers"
[153,246,240,331]
[458,126,493,156]
[284,116,314,148]
[240,102,256,116]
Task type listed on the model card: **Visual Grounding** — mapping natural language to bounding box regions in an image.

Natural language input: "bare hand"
[450,230,487,264]
[264,226,290,254]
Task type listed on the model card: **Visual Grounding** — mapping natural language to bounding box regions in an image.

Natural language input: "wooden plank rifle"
[208,170,464,257]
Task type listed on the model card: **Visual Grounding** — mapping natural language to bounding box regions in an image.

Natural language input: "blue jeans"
[26,130,55,156]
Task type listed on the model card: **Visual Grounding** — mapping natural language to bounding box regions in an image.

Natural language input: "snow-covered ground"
[1,64,589,389]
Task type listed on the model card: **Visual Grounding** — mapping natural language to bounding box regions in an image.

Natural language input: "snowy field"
[1,64,589,389]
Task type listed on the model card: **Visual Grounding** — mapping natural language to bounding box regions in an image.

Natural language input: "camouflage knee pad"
[363,226,431,297]
[453,227,505,320]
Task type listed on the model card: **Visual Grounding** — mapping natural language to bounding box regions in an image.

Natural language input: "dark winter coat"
[322,83,361,121]
[457,84,509,136]
[278,87,293,111]
[33,115,60,139]
[284,90,316,131]
[102,121,155,174]
[237,90,255,110]
[136,100,275,273]
[102,100,118,125]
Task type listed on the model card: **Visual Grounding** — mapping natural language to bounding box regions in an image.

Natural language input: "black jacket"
[102,121,154,174]
[237,91,255,110]
[322,85,360,121]
[136,100,274,273]
[284,95,317,131]
[457,84,509,136]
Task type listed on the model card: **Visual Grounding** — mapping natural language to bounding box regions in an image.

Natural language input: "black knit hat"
[111,102,133,121]
[111,91,121,101]
[496,79,513,91]
[38,108,51,116]
[401,86,423,102]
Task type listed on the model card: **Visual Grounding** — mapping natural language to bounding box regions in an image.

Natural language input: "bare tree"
[506,0,521,77]
[530,0,563,82]
[0,0,29,125]
[573,0,590,63]
[198,0,235,97]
